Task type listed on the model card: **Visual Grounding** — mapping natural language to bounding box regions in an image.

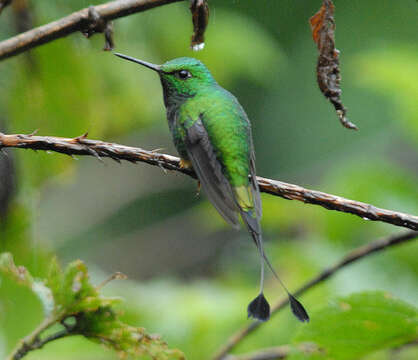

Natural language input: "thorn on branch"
[310,0,357,130]
[70,133,105,162]
[151,148,165,153]
[190,0,209,51]
[109,154,121,163]
[157,161,168,174]
[82,6,114,51]
[71,132,89,143]
[27,129,39,137]
[86,147,104,163]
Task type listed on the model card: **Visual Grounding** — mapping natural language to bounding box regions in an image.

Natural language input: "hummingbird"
[115,53,309,323]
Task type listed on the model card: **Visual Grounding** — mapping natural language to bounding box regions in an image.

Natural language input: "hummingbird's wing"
[239,147,262,236]
[183,116,240,229]
[249,141,262,218]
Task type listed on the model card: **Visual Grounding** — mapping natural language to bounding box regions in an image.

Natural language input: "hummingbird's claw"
[179,158,193,169]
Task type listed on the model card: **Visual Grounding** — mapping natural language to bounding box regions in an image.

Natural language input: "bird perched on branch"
[115,53,309,323]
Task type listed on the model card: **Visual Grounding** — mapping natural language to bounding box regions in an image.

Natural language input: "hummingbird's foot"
[179,158,193,169]
[195,181,201,197]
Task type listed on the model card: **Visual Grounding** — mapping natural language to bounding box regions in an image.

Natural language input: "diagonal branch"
[213,230,417,360]
[0,0,184,61]
[0,132,417,231]
[10,329,71,360]
[7,316,67,360]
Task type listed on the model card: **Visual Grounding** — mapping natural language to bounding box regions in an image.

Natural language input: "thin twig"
[96,271,127,291]
[1,132,417,231]
[212,230,417,360]
[6,266,128,360]
[7,316,64,360]
[12,330,70,360]
[0,0,183,61]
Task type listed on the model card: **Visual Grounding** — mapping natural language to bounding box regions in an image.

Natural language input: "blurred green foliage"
[0,253,183,359]
[0,0,417,359]
[289,292,418,360]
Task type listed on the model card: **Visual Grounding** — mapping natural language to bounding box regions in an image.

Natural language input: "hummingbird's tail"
[242,211,310,323]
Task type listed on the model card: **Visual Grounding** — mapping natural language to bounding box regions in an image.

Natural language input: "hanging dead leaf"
[190,0,209,51]
[310,0,357,130]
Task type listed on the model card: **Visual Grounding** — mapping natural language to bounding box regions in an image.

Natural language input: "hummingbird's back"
[178,85,253,189]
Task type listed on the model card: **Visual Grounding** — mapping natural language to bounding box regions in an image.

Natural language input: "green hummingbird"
[115,53,309,323]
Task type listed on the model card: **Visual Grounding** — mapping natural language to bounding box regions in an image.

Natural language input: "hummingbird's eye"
[177,70,192,79]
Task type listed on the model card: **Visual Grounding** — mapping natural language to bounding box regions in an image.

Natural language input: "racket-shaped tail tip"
[289,294,310,322]
[247,293,270,322]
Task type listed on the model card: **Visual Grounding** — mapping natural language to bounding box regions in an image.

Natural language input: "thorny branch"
[213,230,418,360]
[0,0,184,61]
[0,132,417,231]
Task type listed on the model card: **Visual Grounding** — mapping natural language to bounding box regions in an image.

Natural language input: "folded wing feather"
[183,116,240,229]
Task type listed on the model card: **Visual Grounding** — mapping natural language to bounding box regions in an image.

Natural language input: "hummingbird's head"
[159,57,217,97]
[115,53,216,101]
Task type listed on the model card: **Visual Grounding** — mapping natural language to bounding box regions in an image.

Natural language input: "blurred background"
[0,0,417,359]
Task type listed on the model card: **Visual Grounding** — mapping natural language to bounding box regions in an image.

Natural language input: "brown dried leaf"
[310,0,357,130]
[190,0,209,51]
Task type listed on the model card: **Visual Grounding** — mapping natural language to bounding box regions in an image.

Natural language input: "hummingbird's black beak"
[114,53,161,72]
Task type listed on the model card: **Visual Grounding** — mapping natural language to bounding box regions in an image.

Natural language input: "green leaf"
[0,252,33,286]
[2,253,183,359]
[289,291,418,360]
[74,306,184,359]
[0,252,54,316]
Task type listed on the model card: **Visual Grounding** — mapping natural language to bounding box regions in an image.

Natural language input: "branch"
[7,317,70,360]
[212,230,417,360]
[5,267,158,360]
[0,0,184,61]
[1,132,417,231]
[11,331,70,360]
